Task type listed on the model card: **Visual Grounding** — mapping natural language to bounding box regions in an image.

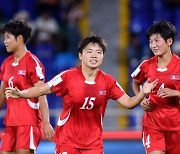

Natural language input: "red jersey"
[47,66,125,149]
[0,51,45,126]
[131,54,180,131]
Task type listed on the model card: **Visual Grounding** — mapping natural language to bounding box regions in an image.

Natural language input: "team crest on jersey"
[171,74,180,80]
[18,70,26,75]
[99,90,107,96]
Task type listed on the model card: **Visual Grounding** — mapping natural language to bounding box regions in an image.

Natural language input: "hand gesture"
[141,98,154,112]
[157,88,176,98]
[5,87,21,99]
[142,79,158,94]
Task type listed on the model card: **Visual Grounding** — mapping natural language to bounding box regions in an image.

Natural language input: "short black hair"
[2,18,31,43]
[78,35,107,54]
[146,20,176,44]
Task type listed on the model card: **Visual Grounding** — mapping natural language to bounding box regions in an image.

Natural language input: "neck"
[81,65,98,82]
[14,47,28,60]
[157,51,172,68]
[13,47,28,65]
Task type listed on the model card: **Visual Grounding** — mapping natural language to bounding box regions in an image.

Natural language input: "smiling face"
[79,43,104,69]
[4,32,20,53]
[149,33,172,56]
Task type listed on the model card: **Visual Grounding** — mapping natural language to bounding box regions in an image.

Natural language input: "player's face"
[4,32,19,53]
[149,34,172,56]
[79,43,104,69]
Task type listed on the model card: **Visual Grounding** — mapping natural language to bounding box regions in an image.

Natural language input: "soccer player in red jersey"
[0,19,54,154]
[131,21,180,154]
[6,35,158,154]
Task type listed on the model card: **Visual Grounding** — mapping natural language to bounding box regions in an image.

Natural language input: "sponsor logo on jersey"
[18,70,26,75]
[171,74,180,80]
[99,90,107,96]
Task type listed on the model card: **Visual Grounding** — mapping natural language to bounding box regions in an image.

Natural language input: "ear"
[79,52,82,60]
[17,35,23,42]
[167,38,173,46]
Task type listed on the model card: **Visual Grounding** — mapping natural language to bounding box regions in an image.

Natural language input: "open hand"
[142,79,158,94]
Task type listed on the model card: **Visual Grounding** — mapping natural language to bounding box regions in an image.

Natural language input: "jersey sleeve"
[107,75,125,100]
[173,74,180,91]
[26,56,45,84]
[47,72,67,96]
[131,60,148,84]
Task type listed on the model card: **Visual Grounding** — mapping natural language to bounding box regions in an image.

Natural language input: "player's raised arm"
[117,79,158,109]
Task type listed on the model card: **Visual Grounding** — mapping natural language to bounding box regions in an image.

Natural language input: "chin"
[6,49,13,52]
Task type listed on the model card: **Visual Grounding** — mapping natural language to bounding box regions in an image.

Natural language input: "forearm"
[39,95,50,124]
[38,94,55,141]
[132,80,141,95]
[20,83,51,98]
[128,90,146,108]
[20,86,42,98]
[0,95,5,110]
[118,91,146,109]
[0,82,5,110]
[174,90,180,98]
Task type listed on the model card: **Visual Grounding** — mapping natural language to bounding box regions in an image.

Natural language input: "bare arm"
[132,79,141,95]
[132,79,154,111]
[0,81,6,110]
[5,82,52,99]
[117,79,158,109]
[34,81,54,141]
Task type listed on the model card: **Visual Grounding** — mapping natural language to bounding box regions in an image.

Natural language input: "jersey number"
[8,77,14,88]
[143,134,150,148]
[80,97,95,110]
[158,83,165,91]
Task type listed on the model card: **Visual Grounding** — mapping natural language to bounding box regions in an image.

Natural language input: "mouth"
[90,59,98,64]
[153,49,159,53]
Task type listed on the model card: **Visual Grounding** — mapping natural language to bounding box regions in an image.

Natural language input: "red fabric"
[49,66,125,149]
[132,54,180,131]
[0,51,44,126]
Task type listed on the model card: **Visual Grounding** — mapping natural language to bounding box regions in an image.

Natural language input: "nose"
[4,39,7,44]
[150,41,156,49]
[91,51,97,57]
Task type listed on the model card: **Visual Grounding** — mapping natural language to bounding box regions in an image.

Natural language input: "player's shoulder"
[1,54,13,65]
[59,66,79,77]
[138,56,155,68]
[173,53,180,62]
[98,69,116,81]
[26,51,40,62]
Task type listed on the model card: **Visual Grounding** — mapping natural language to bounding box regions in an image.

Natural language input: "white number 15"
[80,97,95,110]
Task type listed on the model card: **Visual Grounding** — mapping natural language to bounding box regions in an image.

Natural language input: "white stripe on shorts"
[30,126,36,150]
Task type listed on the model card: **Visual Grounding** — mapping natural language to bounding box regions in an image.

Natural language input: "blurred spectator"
[33,9,60,45]
[13,10,35,36]
[57,0,84,53]
[66,0,84,52]
[172,31,180,56]
[126,32,151,129]
[36,0,60,14]
[127,32,150,74]
[0,9,8,62]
